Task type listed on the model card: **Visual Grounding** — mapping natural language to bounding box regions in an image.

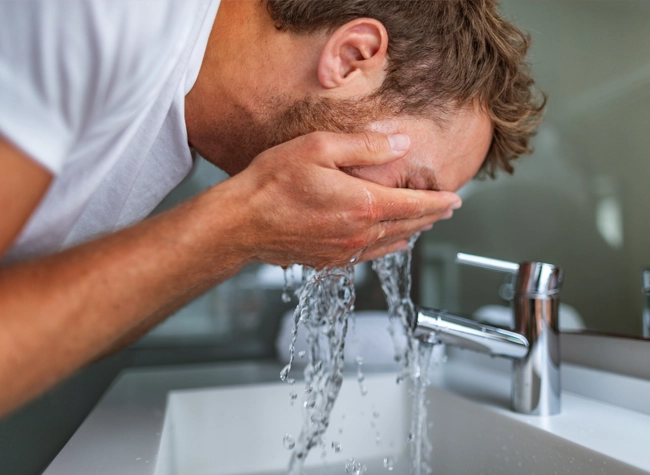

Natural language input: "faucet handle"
[456,253,519,274]
[456,253,563,297]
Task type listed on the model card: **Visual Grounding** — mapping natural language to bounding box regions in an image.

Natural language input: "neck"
[184,0,326,175]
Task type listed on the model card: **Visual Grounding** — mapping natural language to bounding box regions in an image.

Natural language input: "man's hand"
[222,131,461,268]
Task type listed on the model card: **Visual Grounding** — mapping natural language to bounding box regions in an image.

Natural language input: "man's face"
[267,97,493,193]
[348,104,493,192]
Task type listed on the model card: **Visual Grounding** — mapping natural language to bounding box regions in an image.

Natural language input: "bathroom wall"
[420,0,650,336]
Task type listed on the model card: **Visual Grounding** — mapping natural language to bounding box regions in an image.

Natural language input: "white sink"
[158,374,409,475]
[43,358,650,475]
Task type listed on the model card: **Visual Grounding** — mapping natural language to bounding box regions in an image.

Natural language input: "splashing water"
[282,267,296,303]
[372,233,435,475]
[283,266,356,474]
[345,458,368,474]
[282,233,436,474]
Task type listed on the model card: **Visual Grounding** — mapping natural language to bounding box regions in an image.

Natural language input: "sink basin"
[43,358,650,475]
[159,374,409,475]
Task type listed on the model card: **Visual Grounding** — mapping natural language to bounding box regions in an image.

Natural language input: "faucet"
[413,253,564,416]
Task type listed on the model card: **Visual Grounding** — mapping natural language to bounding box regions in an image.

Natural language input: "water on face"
[281,234,436,474]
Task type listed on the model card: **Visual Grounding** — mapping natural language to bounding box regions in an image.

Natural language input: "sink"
[43,358,650,475]
[158,374,409,475]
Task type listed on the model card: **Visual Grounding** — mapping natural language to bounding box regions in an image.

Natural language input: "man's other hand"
[221,131,462,268]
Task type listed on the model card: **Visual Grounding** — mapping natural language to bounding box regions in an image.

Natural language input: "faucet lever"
[456,252,520,274]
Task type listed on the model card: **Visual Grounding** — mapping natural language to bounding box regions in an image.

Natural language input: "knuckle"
[306,131,332,156]
[360,131,383,155]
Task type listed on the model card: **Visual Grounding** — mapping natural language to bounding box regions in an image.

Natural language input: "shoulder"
[0,0,210,173]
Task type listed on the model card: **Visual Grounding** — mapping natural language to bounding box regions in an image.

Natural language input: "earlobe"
[317,19,388,91]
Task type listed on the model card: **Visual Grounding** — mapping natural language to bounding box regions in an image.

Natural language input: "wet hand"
[222,131,461,268]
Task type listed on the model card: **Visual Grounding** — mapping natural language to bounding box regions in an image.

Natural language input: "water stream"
[282,266,356,474]
[281,235,436,474]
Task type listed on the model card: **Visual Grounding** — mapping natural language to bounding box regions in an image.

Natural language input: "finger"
[300,131,411,168]
[366,185,462,222]
[360,239,410,262]
[373,211,450,243]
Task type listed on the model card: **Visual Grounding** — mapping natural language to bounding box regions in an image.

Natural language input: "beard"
[207,94,389,176]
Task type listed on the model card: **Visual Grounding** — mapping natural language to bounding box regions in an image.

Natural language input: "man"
[0,0,543,416]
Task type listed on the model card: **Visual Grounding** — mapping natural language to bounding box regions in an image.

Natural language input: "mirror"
[419,0,650,338]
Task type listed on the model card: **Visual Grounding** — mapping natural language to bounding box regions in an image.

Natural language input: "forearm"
[0,184,250,416]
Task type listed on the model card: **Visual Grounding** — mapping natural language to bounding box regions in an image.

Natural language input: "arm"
[0,131,460,416]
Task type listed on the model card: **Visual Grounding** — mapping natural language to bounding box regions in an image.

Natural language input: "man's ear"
[318,18,388,93]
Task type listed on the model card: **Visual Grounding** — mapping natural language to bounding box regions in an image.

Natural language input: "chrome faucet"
[413,253,564,416]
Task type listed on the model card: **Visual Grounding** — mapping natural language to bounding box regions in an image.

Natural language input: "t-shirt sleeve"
[0,1,203,175]
[0,2,88,173]
[0,1,152,175]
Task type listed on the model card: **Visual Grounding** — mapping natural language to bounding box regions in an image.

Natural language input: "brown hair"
[265,0,546,178]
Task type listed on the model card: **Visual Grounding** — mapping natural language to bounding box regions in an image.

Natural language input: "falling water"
[281,234,436,474]
[373,234,435,475]
[282,266,356,474]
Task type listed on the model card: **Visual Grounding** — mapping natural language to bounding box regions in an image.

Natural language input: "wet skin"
[347,104,494,193]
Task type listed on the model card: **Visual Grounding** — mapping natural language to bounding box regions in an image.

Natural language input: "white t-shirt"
[0,0,220,264]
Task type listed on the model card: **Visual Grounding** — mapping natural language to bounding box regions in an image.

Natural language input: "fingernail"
[450,200,462,210]
[441,210,454,219]
[420,224,434,232]
[388,134,410,152]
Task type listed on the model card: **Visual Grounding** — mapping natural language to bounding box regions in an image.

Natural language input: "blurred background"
[2,1,650,473]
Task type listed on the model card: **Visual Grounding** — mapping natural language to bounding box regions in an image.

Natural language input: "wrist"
[192,177,258,270]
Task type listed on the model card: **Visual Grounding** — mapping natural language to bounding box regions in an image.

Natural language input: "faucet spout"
[414,308,529,359]
[414,253,564,416]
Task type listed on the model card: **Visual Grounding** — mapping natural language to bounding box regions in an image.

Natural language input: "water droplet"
[331,441,342,453]
[373,411,380,419]
[281,291,292,303]
[407,432,414,443]
[310,412,322,424]
[384,456,395,471]
[305,385,313,394]
[287,378,296,385]
[345,458,368,475]
[280,364,290,382]
[283,433,296,450]
[304,399,316,409]
[298,350,306,358]
[289,391,298,406]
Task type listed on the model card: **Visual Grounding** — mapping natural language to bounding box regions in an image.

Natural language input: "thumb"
[326,131,411,168]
